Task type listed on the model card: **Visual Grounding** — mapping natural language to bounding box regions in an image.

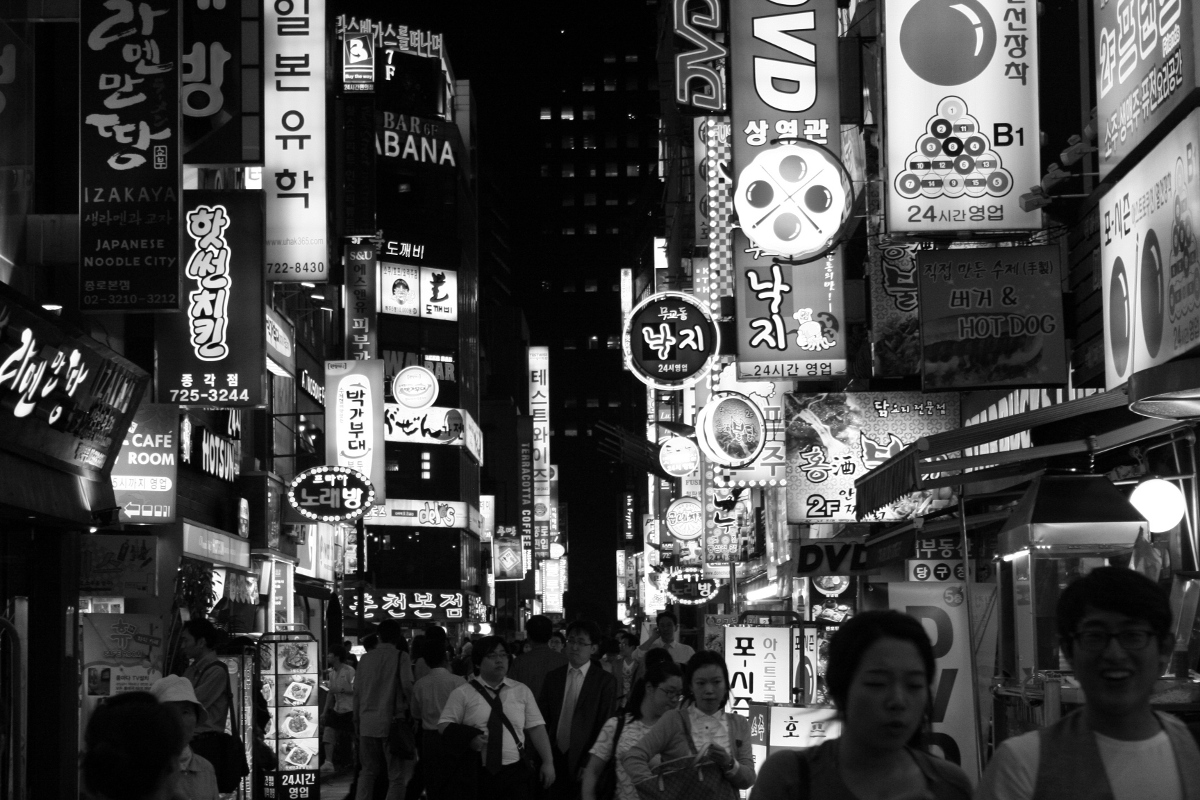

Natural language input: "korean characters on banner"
[344,590,470,622]
[264,0,327,282]
[917,245,1068,390]
[80,0,181,312]
[528,347,552,557]
[888,583,980,779]
[724,626,792,715]
[344,240,378,360]
[324,359,386,498]
[261,637,321,786]
[884,0,1041,232]
[705,486,756,566]
[733,230,848,380]
[182,0,249,165]
[1095,0,1195,178]
[867,241,922,378]
[155,191,265,407]
[785,392,959,523]
[1103,110,1200,389]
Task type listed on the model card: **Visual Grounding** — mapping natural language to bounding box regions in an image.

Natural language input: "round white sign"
[392,365,439,410]
[659,436,700,477]
[664,496,705,541]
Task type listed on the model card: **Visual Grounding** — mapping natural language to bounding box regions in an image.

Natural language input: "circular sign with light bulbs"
[733,140,854,263]
[694,391,766,469]
[622,292,720,390]
[659,436,701,477]
[287,465,376,523]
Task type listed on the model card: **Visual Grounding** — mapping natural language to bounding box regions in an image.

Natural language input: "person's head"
[362,633,379,651]
[1056,566,1175,724]
[392,278,410,301]
[656,611,679,643]
[526,615,554,645]
[327,645,347,668]
[564,620,601,669]
[684,650,730,714]
[548,631,566,652]
[627,660,684,721]
[618,632,639,659]
[644,647,674,673]
[601,638,620,659]
[825,610,936,752]
[472,635,510,683]
[83,692,186,800]
[377,619,402,646]
[149,675,208,744]
[424,629,449,668]
[180,619,219,662]
[523,639,533,654]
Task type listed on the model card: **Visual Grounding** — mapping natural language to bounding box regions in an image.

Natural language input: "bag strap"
[677,707,699,755]
[470,680,525,751]
[199,659,240,732]
[608,713,628,763]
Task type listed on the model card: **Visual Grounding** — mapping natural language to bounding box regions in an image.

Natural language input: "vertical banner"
[155,190,266,406]
[888,582,980,780]
[494,530,525,581]
[264,0,327,282]
[340,95,377,235]
[517,415,535,563]
[866,241,922,377]
[182,0,244,164]
[80,0,180,311]
[111,403,178,523]
[325,359,386,498]
[724,625,792,715]
[884,0,1041,232]
[344,240,378,360]
[733,232,848,379]
[479,494,495,543]
[528,348,551,559]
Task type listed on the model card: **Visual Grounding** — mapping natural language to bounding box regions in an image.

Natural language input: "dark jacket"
[438,722,482,797]
[538,660,617,778]
[508,643,568,702]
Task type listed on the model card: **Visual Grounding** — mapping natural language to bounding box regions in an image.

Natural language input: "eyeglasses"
[656,687,682,701]
[566,638,594,648]
[1073,629,1156,652]
[485,651,509,660]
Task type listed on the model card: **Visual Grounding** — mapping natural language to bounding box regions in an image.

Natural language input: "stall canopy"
[854,387,1192,520]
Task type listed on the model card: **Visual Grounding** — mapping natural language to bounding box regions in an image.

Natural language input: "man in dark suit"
[510,615,568,702]
[538,620,616,800]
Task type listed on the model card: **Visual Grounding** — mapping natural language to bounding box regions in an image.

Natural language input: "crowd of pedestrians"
[80,567,1195,800]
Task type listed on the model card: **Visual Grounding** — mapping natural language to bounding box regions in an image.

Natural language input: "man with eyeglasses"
[539,620,617,800]
[979,567,1200,800]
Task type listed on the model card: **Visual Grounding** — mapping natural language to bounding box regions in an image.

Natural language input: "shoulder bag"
[633,708,736,800]
[595,713,629,800]
[195,660,250,793]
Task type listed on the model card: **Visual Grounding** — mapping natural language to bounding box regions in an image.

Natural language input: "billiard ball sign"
[622,292,720,390]
[286,465,376,523]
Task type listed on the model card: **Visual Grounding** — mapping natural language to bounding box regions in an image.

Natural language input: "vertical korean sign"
[182,0,246,164]
[724,626,791,715]
[529,348,551,560]
[518,416,535,570]
[344,240,378,360]
[325,359,386,498]
[264,0,328,282]
[80,0,181,311]
[884,0,1041,232]
[155,190,265,407]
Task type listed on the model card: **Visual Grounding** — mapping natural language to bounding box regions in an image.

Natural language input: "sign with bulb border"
[286,465,376,523]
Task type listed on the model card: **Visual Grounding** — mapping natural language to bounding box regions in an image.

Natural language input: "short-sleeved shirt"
[183,654,230,736]
[327,663,355,714]
[438,677,545,767]
[589,714,655,800]
[412,667,465,730]
[637,641,695,665]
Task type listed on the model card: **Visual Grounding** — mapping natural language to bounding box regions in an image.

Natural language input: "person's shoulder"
[189,749,218,777]
[912,747,973,796]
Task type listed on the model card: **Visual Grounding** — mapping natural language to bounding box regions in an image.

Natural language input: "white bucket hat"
[150,675,209,724]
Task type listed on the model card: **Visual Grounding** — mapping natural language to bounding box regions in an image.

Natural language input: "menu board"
[261,636,320,799]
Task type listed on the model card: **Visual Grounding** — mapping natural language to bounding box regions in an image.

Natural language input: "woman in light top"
[580,660,684,800]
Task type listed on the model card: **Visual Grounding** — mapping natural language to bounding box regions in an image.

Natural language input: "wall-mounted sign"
[182,520,251,569]
[518,417,535,553]
[286,466,375,523]
[80,0,180,311]
[298,368,325,405]
[156,190,266,407]
[659,436,701,477]
[362,498,482,534]
[785,392,959,523]
[179,413,240,483]
[528,348,551,545]
[734,233,847,379]
[376,112,461,171]
[542,558,565,614]
[918,244,1067,390]
[673,0,727,112]
[342,30,375,92]
[383,404,483,464]
[265,305,296,377]
[380,262,419,317]
[706,365,788,487]
[725,626,792,714]
[421,266,458,321]
[730,0,841,256]
[183,0,252,165]
[391,366,439,410]
[660,566,719,606]
[1103,110,1200,389]
[493,534,526,581]
[81,535,158,597]
[325,359,386,497]
[705,486,754,566]
[696,391,767,469]
[480,495,495,543]
[345,589,476,623]
[665,496,705,541]
[623,292,720,390]
[794,539,876,577]
[866,240,922,378]
[264,0,327,281]
[344,241,378,360]
[111,403,177,523]
[1095,0,1196,178]
[884,0,1041,232]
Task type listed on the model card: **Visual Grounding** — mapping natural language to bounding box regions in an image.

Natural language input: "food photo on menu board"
[276,641,316,673]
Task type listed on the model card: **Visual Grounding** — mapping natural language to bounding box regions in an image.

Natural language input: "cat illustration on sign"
[859,431,904,471]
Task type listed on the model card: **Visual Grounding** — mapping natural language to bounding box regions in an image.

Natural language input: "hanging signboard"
[623,292,720,390]
[80,536,158,596]
[156,190,266,407]
[695,391,768,469]
[383,403,483,460]
[361,498,482,534]
[866,240,922,377]
[344,240,378,360]
[493,533,526,581]
[344,589,476,622]
[79,0,180,312]
[391,366,439,410]
[725,625,793,715]
[529,347,552,558]
[673,0,727,112]
[733,231,848,379]
[660,566,719,606]
[264,0,327,282]
[785,392,959,523]
[342,29,375,92]
[884,0,1041,232]
[286,465,375,523]
[705,486,755,566]
[1095,0,1197,178]
[659,436,701,477]
[664,496,705,541]
[1102,109,1200,389]
[111,403,178,523]
[917,244,1068,390]
[705,365,788,487]
[325,359,386,497]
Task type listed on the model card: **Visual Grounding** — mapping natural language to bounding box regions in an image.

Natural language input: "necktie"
[557,667,581,753]
[485,685,504,774]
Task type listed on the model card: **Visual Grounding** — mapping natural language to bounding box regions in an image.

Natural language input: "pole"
[958,488,985,785]
[356,517,365,637]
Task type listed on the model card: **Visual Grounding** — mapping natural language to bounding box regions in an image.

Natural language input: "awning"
[0,449,118,528]
[854,386,1193,519]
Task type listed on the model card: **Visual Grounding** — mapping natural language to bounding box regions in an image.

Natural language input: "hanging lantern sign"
[622,292,720,390]
[286,465,376,523]
[665,496,705,541]
[695,391,767,468]
[659,436,701,477]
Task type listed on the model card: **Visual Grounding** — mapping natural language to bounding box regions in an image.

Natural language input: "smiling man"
[979,567,1200,800]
